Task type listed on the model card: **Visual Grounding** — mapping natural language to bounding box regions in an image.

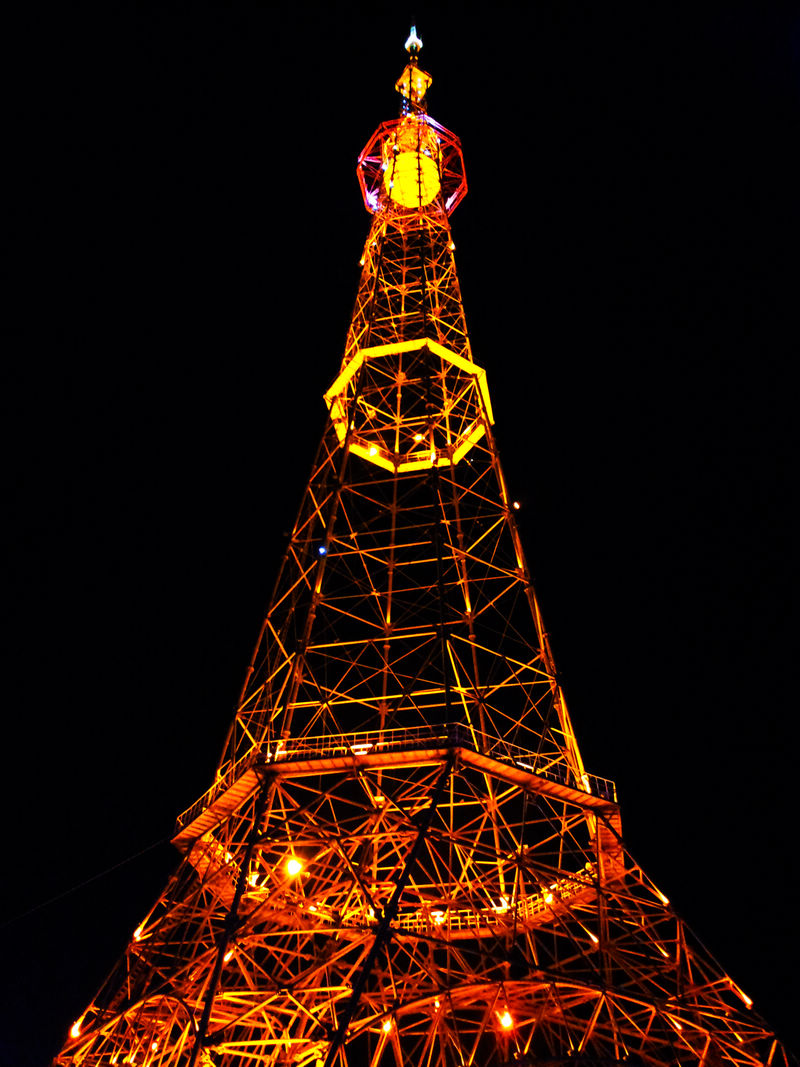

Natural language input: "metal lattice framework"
[55,33,794,1067]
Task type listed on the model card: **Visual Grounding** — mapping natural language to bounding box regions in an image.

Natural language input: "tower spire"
[54,34,795,1067]
[396,25,430,114]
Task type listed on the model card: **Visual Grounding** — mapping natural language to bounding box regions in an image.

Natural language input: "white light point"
[405,26,423,53]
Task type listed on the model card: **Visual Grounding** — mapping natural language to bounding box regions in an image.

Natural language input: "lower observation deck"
[173,724,618,849]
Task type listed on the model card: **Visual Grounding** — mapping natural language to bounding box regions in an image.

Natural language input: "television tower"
[55,30,794,1067]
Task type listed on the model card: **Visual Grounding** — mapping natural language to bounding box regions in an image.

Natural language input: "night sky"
[4,7,797,1065]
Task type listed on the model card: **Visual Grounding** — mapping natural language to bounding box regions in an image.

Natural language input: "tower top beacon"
[396,25,431,113]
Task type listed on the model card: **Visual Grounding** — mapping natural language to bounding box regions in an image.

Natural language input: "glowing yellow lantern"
[394,55,431,103]
[383,118,441,208]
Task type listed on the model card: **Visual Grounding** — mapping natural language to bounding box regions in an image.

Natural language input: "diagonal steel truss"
[54,38,795,1067]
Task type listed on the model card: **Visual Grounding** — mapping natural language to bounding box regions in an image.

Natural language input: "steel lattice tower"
[56,30,794,1067]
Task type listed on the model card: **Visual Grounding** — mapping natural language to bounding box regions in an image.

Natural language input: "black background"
[3,5,797,1065]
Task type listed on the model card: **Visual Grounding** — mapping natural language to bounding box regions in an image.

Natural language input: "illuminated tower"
[56,30,793,1067]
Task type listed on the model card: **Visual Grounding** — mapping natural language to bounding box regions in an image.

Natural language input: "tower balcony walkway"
[173,724,618,848]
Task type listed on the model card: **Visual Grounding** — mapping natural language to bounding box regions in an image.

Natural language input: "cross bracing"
[57,736,788,1066]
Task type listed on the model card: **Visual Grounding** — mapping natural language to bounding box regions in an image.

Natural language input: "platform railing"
[241,863,599,937]
[392,865,597,936]
[174,722,616,835]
